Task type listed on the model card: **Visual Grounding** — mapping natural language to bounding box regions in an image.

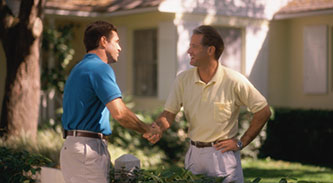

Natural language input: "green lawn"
[242,158,333,183]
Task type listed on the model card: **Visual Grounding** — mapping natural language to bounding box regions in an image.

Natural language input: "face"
[105,31,122,64]
[187,34,209,67]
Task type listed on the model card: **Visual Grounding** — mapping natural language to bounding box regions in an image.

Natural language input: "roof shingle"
[277,0,333,14]
[45,0,164,12]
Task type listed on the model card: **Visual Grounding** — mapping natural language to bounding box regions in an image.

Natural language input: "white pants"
[185,144,244,183]
[60,136,110,183]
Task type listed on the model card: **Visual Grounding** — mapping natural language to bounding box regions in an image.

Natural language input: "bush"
[237,108,269,159]
[259,108,333,167]
[0,146,52,183]
[110,166,225,183]
[0,127,64,168]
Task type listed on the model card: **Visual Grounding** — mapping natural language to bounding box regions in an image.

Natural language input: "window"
[303,25,328,94]
[133,29,157,96]
[215,27,243,73]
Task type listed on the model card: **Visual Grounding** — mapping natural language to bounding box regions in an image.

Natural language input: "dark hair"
[193,25,224,60]
[84,21,118,52]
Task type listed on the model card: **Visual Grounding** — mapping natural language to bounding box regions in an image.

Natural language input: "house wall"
[268,14,333,110]
[159,0,292,20]
[109,12,177,110]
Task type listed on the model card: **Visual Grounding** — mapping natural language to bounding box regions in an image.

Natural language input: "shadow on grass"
[243,167,333,183]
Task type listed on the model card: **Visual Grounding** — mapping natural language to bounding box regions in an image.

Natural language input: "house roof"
[45,0,164,13]
[45,0,333,19]
[276,0,333,15]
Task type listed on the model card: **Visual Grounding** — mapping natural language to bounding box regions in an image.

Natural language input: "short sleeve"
[164,75,183,114]
[235,75,268,113]
[90,65,122,105]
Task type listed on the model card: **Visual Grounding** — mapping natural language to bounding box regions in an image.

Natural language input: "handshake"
[142,122,164,144]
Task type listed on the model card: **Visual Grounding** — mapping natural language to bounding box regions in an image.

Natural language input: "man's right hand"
[143,122,163,144]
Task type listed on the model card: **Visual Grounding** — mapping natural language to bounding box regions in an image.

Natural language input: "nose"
[187,47,191,54]
[118,44,122,52]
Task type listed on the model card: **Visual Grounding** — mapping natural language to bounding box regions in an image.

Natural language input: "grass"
[242,158,333,183]
[1,129,333,183]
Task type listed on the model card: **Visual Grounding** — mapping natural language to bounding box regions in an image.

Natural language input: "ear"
[99,36,108,48]
[207,46,216,57]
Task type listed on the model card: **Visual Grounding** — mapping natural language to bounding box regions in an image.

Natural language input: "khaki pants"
[185,144,244,183]
[60,136,110,183]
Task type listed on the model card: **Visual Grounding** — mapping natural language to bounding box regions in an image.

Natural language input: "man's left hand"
[213,138,240,153]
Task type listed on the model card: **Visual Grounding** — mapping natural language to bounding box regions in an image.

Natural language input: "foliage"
[0,127,63,168]
[110,166,225,183]
[237,107,271,159]
[41,23,75,94]
[0,146,52,183]
[259,108,333,167]
[154,109,189,164]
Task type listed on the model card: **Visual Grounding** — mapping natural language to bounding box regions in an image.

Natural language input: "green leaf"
[252,177,261,183]
[280,178,288,183]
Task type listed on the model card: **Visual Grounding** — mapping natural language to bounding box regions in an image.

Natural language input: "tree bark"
[0,0,44,139]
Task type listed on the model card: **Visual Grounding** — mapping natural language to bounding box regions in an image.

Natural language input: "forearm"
[117,110,149,134]
[155,110,176,131]
[240,105,271,147]
[107,98,149,134]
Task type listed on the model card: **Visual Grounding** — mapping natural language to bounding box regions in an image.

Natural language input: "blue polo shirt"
[62,54,122,135]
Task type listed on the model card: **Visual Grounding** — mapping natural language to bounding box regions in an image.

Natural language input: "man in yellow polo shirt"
[148,25,271,182]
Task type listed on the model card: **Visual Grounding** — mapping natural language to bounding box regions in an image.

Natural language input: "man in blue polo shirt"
[60,21,157,183]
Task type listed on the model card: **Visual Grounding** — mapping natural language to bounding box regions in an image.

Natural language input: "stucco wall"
[268,14,333,110]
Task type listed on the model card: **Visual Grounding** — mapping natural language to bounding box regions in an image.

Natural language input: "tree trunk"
[0,0,44,139]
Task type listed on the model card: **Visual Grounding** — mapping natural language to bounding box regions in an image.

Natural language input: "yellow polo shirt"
[164,63,268,142]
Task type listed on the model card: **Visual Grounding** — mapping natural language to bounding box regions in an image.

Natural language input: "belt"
[190,140,218,148]
[64,130,108,140]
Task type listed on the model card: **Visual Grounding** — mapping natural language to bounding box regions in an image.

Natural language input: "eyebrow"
[190,43,201,46]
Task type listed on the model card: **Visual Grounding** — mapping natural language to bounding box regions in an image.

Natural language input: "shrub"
[0,146,52,183]
[260,108,333,167]
[237,108,270,159]
[0,127,64,167]
[110,166,225,183]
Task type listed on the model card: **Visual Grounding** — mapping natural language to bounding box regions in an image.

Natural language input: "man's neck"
[197,60,218,84]
[88,49,107,64]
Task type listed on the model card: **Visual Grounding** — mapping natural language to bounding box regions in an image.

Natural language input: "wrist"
[155,121,167,132]
[143,123,151,134]
[236,139,243,150]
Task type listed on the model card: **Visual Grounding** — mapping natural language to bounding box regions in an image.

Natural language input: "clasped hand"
[142,122,163,144]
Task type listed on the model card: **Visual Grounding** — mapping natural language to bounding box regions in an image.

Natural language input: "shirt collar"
[194,62,224,85]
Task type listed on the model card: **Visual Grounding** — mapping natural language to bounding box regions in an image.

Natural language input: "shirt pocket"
[214,102,232,122]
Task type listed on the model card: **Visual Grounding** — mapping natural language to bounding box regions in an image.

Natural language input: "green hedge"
[0,146,52,183]
[259,108,333,167]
